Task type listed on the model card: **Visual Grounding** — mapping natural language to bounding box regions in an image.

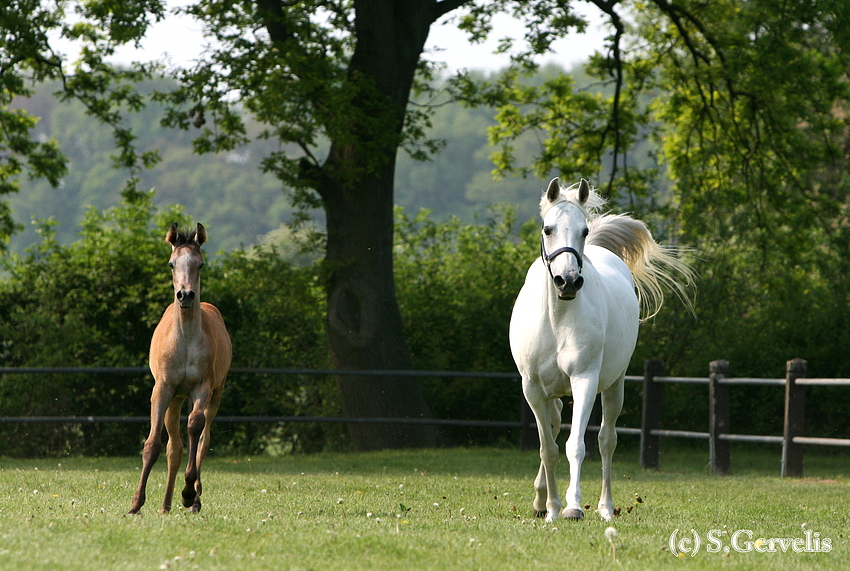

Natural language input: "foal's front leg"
[160,397,184,513]
[129,384,174,514]
[183,385,213,513]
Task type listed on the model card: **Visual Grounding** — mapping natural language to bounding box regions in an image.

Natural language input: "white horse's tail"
[587,214,696,319]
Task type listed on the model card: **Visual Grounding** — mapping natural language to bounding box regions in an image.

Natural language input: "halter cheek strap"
[540,234,583,276]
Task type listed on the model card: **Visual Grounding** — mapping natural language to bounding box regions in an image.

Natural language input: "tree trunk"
[316,0,449,450]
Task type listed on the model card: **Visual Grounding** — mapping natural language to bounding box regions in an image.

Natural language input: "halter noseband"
[540,233,583,277]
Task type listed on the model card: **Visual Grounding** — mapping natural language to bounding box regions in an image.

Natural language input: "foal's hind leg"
[597,375,624,521]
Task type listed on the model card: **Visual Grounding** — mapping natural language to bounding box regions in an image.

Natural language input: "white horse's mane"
[540,179,695,320]
[539,180,607,219]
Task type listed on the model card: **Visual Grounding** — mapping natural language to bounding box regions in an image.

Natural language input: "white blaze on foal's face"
[168,246,204,309]
[165,223,207,310]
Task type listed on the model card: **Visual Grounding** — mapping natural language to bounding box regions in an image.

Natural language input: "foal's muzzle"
[176,289,196,308]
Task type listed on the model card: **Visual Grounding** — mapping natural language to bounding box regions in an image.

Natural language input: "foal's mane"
[168,225,203,249]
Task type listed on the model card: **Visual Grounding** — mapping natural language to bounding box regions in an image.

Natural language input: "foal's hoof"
[561,508,585,520]
[182,490,196,508]
[534,510,548,518]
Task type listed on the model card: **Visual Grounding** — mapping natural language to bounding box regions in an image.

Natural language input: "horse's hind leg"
[597,375,624,521]
[160,397,184,513]
[524,382,562,523]
[533,398,563,517]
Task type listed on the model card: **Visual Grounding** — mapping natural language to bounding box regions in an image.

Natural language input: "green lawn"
[0,444,847,570]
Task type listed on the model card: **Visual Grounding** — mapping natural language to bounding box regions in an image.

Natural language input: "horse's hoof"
[188,503,201,514]
[562,508,584,520]
[534,510,548,518]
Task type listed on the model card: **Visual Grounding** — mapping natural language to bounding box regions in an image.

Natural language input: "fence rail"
[636,358,850,477]
[0,359,848,477]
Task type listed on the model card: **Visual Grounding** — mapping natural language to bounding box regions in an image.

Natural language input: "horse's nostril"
[553,276,566,289]
[574,276,584,291]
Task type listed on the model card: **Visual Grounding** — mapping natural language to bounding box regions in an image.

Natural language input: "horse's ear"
[546,177,561,203]
[195,223,207,246]
[166,223,180,248]
[578,178,590,204]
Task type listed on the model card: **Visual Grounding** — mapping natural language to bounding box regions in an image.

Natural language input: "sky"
[107,1,610,73]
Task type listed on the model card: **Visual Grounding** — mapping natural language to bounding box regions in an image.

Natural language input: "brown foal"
[129,223,231,514]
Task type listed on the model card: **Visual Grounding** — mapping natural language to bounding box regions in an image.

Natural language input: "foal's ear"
[166,223,180,247]
[546,177,561,203]
[194,223,207,246]
[578,178,590,204]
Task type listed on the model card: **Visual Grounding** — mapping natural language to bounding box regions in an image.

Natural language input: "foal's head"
[166,223,207,309]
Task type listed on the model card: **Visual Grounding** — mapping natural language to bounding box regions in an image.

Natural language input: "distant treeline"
[9,63,635,257]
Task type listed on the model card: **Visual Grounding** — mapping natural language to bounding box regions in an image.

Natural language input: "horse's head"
[166,223,207,309]
[540,177,591,301]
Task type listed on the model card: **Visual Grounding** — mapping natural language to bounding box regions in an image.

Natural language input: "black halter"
[540,233,583,278]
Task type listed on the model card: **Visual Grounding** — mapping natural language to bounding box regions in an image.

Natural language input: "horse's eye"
[542,226,553,236]
[199,262,205,270]
[168,261,174,270]
[582,227,589,238]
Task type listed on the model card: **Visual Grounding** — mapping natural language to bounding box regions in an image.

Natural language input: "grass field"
[0,443,847,570]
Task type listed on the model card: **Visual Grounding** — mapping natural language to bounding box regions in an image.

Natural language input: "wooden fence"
[1,360,848,476]
[627,358,850,477]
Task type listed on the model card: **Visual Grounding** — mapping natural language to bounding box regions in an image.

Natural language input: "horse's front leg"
[524,382,561,523]
[129,383,174,514]
[562,376,597,520]
[597,375,624,521]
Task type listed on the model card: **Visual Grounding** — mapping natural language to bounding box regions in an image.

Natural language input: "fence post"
[709,360,731,475]
[640,359,664,469]
[781,358,807,477]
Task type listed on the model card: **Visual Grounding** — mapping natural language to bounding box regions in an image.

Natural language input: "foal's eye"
[167,261,174,270]
[199,262,205,270]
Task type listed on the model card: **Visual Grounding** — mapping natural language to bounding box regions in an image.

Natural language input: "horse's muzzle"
[176,289,196,308]
[553,272,584,300]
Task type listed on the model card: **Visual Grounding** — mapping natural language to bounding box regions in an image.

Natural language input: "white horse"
[510,177,694,522]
